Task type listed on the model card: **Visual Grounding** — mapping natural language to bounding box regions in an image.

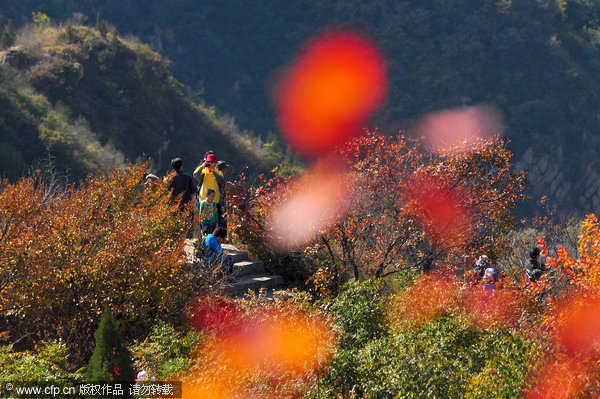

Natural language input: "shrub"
[87,307,134,382]
[0,341,83,382]
[330,279,387,349]
[319,316,537,399]
[131,321,200,380]
[0,163,197,367]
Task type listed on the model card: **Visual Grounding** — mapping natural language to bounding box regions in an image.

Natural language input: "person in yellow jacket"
[193,151,225,221]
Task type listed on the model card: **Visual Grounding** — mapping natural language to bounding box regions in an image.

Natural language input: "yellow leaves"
[0,163,195,363]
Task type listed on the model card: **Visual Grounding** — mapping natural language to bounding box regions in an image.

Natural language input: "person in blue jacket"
[204,226,233,275]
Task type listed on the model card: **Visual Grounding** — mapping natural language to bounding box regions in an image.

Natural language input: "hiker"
[474,255,490,278]
[199,188,219,234]
[204,226,234,275]
[143,173,160,190]
[525,247,550,282]
[482,267,498,290]
[194,152,224,206]
[167,157,197,212]
[216,160,229,228]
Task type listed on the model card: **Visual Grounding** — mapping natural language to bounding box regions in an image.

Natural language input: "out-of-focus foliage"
[183,290,336,398]
[0,163,197,367]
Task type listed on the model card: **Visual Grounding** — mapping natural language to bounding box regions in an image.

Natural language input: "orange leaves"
[525,295,600,398]
[0,163,193,363]
[556,295,600,357]
[185,296,336,398]
[525,356,593,399]
[275,30,387,158]
[390,272,459,330]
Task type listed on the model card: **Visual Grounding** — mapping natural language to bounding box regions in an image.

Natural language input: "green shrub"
[87,308,135,382]
[318,315,537,399]
[131,321,200,380]
[331,279,387,349]
[0,341,83,382]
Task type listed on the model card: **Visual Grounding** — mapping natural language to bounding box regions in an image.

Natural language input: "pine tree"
[96,12,107,39]
[0,16,16,50]
[3,20,15,48]
[87,307,135,382]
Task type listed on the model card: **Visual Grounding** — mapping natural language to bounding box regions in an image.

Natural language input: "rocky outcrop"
[515,143,600,215]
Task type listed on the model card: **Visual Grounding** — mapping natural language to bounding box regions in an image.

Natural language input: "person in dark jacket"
[525,247,550,282]
[167,157,197,211]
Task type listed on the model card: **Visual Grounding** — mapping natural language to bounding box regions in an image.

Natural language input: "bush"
[0,163,197,367]
[330,279,387,349]
[319,315,537,398]
[131,321,200,380]
[0,341,83,382]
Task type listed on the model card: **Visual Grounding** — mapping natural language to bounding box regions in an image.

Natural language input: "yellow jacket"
[193,166,223,203]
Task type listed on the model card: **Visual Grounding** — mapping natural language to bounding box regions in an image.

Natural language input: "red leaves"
[404,176,472,249]
[275,30,387,158]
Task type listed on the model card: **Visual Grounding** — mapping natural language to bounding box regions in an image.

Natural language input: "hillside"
[0,20,271,180]
[3,1,600,213]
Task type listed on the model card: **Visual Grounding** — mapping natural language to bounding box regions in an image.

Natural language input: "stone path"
[184,239,284,296]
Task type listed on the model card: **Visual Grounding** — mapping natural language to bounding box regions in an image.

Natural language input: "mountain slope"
[4,1,600,213]
[0,23,267,179]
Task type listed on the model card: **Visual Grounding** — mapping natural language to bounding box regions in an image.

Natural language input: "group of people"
[161,152,234,275]
[470,247,551,289]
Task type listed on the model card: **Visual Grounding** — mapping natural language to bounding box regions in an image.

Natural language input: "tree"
[0,18,15,50]
[229,131,526,292]
[87,307,135,382]
[95,12,107,39]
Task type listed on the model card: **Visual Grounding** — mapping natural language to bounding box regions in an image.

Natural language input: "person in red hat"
[193,151,224,214]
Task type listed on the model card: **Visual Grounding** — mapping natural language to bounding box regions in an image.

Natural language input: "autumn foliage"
[230,130,526,293]
[524,214,600,398]
[184,294,336,398]
[0,164,195,365]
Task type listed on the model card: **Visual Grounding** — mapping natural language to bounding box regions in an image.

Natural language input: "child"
[199,188,218,233]
[204,226,234,275]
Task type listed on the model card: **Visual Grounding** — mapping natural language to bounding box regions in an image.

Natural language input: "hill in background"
[3,1,600,214]
[0,17,291,180]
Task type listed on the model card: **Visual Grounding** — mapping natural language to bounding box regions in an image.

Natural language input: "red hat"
[206,153,218,163]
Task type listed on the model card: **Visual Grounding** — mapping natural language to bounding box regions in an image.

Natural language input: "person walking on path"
[167,157,197,212]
